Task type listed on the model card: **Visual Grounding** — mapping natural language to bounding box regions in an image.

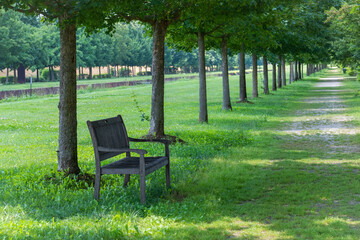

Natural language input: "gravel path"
[283,70,360,157]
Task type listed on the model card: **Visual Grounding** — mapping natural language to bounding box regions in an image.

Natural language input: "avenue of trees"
[0,0,344,174]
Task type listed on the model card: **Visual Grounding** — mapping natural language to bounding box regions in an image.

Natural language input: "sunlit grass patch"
[1,69,360,239]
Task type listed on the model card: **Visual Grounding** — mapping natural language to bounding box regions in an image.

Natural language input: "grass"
[1,68,359,239]
[0,65,281,92]
[0,71,226,91]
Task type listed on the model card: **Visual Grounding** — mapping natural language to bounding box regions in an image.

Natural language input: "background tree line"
[0,9,262,84]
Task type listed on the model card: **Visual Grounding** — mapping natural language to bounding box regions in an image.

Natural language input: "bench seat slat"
[101,156,168,175]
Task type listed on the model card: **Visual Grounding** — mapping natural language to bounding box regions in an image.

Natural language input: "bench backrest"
[87,115,129,161]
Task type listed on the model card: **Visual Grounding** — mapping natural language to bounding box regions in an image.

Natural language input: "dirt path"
[283,69,360,157]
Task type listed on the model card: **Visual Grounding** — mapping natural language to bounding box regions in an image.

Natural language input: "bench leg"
[123,174,130,187]
[165,163,171,188]
[94,173,101,200]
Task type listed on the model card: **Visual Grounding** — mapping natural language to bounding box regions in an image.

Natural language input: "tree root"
[141,134,186,144]
[236,99,254,104]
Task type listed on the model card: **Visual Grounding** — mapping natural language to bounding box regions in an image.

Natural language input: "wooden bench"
[87,115,170,204]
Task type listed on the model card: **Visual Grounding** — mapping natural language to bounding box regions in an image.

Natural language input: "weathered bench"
[87,115,170,204]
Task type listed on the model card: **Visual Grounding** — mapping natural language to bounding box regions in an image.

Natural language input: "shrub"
[137,71,152,76]
[41,68,60,81]
[120,69,131,77]
[0,76,14,84]
[92,74,111,79]
[78,74,89,80]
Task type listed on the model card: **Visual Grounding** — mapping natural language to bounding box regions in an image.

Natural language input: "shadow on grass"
[1,69,360,239]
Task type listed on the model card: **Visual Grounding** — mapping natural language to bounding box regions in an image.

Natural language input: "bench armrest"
[98,146,147,155]
[128,137,171,145]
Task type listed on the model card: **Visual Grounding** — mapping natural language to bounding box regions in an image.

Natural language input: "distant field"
[0,65,281,92]
[0,71,223,91]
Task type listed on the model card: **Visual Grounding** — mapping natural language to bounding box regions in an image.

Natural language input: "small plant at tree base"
[131,90,150,122]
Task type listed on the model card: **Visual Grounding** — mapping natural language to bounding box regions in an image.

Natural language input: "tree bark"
[98,66,101,79]
[36,68,39,82]
[295,61,298,81]
[58,14,80,174]
[48,66,51,81]
[198,31,208,123]
[17,64,26,84]
[238,43,247,102]
[89,67,92,79]
[277,61,282,88]
[263,55,269,94]
[148,20,168,136]
[221,37,232,110]
[281,57,286,87]
[302,64,304,78]
[78,67,81,80]
[252,53,258,97]
[6,68,9,84]
[306,64,309,76]
[51,66,55,81]
[298,62,302,80]
[272,63,277,91]
[290,62,294,84]
[14,66,17,84]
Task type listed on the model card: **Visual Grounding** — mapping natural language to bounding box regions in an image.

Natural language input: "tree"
[0,9,32,83]
[327,1,360,67]
[0,1,113,174]
[110,0,186,137]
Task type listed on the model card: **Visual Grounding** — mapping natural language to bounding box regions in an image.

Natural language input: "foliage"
[41,68,59,81]
[0,11,234,80]
[326,1,360,68]
[0,76,14,84]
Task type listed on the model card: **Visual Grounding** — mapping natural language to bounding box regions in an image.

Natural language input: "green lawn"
[0,71,225,91]
[0,66,279,92]
[1,68,359,239]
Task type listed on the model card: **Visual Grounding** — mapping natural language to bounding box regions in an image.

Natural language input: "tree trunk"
[99,66,102,79]
[306,64,309,76]
[272,63,277,91]
[36,68,39,82]
[263,55,269,94]
[78,67,81,80]
[290,62,294,84]
[221,37,232,110]
[51,66,55,81]
[277,61,282,88]
[295,61,298,81]
[298,62,302,80]
[17,64,26,84]
[238,43,247,102]
[6,68,9,84]
[48,66,51,81]
[281,57,286,87]
[89,67,92,79]
[252,53,258,97]
[13,66,17,84]
[198,31,208,123]
[58,14,80,174]
[148,20,168,136]
[302,64,304,78]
